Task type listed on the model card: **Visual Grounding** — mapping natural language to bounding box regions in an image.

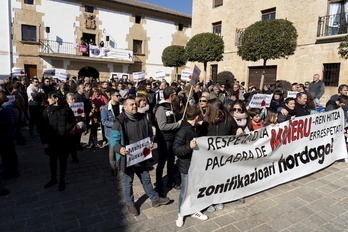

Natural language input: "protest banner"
[53,72,70,81]
[43,69,56,76]
[181,70,192,81]
[180,109,347,216]
[126,137,152,167]
[155,70,166,80]
[12,68,26,76]
[249,94,273,108]
[110,72,129,80]
[89,46,133,61]
[287,91,299,98]
[133,72,145,81]
[190,65,201,86]
[68,102,84,117]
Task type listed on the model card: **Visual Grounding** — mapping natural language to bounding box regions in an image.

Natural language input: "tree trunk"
[176,66,179,82]
[204,61,207,88]
[259,59,267,90]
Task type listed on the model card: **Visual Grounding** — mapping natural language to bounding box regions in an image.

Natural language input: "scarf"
[233,112,248,127]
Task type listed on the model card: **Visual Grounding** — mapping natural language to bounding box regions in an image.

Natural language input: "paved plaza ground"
[1,131,348,232]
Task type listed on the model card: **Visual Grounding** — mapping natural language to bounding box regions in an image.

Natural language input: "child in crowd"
[264,109,278,126]
[249,108,265,131]
[173,106,208,227]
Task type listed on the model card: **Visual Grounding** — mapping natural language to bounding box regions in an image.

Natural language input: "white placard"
[133,72,145,81]
[68,102,84,117]
[43,69,56,76]
[181,70,192,81]
[155,70,165,79]
[249,94,273,108]
[126,137,152,167]
[12,68,26,76]
[287,91,299,98]
[53,72,70,81]
[180,109,347,216]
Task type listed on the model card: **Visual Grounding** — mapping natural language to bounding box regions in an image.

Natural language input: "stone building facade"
[192,0,348,102]
[1,0,191,82]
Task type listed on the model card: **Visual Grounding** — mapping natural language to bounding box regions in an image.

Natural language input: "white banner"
[110,73,129,80]
[89,46,133,61]
[190,65,201,86]
[249,94,273,108]
[12,68,26,76]
[133,72,145,81]
[68,102,84,116]
[287,91,299,98]
[155,70,165,80]
[53,72,70,81]
[43,69,56,76]
[126,137,152,167]
[181,70,192,81]
[180,109,347,216]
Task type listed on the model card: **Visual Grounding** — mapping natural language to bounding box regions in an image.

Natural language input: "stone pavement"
[1,132,348,232]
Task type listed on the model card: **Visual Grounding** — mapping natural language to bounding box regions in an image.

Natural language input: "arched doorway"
[78,66,99,79]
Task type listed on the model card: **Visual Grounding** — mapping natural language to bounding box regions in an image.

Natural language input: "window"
[213,21,222,36]
[262,8,276,20]
[85,6,94,13]
[133,40,143,54]
[323,63,340,86]
[24,0,34,4]
[213,0,223,8]
[135,15,141,24]
[21,25,36,41]
[178,23,184,31]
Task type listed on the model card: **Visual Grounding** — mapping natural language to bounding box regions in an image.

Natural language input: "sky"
[137,0,193,15]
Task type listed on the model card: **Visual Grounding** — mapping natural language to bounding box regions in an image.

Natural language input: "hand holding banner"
[249,94,273,108]
[126,137,152,167]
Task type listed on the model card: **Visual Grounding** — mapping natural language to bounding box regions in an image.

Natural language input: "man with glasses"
[42,78,55,95]
[27,78,45,137]
[154,87,182,196]
[101,89,123,176]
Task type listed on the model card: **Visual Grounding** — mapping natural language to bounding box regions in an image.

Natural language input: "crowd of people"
[0,73,347,227]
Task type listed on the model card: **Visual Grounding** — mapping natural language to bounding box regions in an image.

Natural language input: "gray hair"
[66,93,75,101]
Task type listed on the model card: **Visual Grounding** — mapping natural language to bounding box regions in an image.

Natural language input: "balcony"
[39,39,139,63]
[317,13,348,38]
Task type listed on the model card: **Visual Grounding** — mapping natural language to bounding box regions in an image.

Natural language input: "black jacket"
[278,105,296,123]
[173,121,197,174]
[41,105,76,147]
[326,100,339,112]
[294,102,310,117]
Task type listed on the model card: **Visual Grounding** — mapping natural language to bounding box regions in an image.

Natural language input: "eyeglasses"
[199,100,207,102]
[305,83,309,86]
[232,108,243,113]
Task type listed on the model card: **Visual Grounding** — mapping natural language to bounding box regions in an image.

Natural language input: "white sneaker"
[176,214,184,227]
[192,211,208,220]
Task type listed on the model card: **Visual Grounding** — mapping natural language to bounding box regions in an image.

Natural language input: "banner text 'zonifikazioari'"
[180,109,347,216]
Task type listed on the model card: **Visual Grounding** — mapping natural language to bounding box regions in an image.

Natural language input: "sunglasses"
[113,95,121,97]
[199,100,207,102]
[232,108,243,113]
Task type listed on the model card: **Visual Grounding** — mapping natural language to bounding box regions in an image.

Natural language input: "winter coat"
[154,100,180,141]
[41,105,76,148]
[326,100,339,112]
[101,101,123,139]
[110,112,152,172]
[173,121,197,174]
[0,100,18,139]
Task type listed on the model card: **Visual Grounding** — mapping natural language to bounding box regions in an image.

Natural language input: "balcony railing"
[39,39,136,62]
[40,39,79,55]
[317,13,348,37]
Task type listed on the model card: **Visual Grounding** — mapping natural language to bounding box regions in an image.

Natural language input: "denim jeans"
[123,165,159,205]
[178,173,188,213]
[156,140,175,193]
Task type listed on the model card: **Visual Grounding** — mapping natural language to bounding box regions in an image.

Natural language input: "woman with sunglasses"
[229,100,252,136]
[41,92,76,191]
[197,96,208,124]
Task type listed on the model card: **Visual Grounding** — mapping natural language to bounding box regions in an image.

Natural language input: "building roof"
[109,0,191,19]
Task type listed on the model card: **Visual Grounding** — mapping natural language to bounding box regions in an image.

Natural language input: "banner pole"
[182,85,193,120]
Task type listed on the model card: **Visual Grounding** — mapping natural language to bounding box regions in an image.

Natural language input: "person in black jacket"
[326,95,348,111]
[41,92,76,191]
[173,106,208,227]
[278,97,296,123]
